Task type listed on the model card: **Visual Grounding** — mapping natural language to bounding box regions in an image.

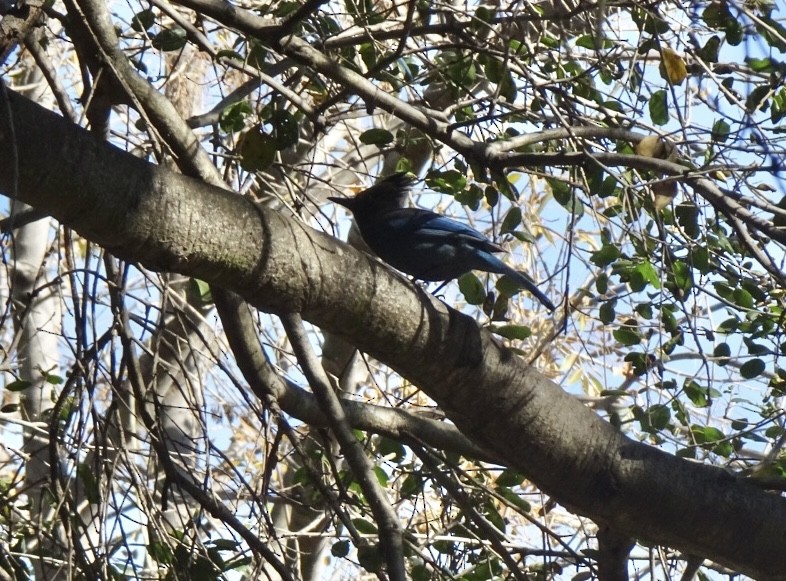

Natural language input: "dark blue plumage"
[329,173,556,311]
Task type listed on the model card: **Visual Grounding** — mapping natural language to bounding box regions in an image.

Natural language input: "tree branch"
[281,312,406,581]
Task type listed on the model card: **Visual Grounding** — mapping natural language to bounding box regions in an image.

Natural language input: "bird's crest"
[357,172,415,208]
[329,172,415,211]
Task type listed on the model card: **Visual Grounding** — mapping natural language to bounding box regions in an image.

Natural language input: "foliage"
[1,0,786,579]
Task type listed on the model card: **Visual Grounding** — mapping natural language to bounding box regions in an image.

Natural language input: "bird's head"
[328,172,414,214]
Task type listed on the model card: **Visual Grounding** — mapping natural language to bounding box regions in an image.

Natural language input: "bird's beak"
[328,196,354,210]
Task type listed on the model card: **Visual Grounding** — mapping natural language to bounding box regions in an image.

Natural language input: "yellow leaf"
[635,134,677,160]
[636,135,666,159]
[660,47,688,85]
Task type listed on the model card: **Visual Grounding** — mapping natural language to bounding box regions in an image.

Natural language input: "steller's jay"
[329,173,556,311]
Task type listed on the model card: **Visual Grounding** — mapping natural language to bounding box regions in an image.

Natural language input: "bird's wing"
[383,209,505,253]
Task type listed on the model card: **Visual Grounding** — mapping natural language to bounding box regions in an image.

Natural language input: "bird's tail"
[504,269,556,311]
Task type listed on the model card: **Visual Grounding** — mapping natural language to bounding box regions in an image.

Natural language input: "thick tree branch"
[1,89,785,579]
[596,526,635,581]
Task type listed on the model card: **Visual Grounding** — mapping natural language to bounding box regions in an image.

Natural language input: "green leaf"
[351,518,378,534]
[596,272,609,294]
[412,564,431,581]
[491,324,532,340]
[670,260,693,297]
[747,57,777,73]
[496,486,531,512]
[188,278,213,304]
[209,539,240,551]
[239,126,276,171]
[693,425,724,443]
[480,53,502,82]
[131,9,155,32]
[644,404,671,432]
[499,71,517,101]
[631,7,670,34]
[630,260,661,291]
[773,89,786,124]
[375,436,406,462]
[677,447,696,459]
[148,541,173,565]
[152,27,187,52]
[714,342,731,366]
[482,500,505,532]
[711,119,730,142]
[613,324,641,346]
[590,243,621,267]
[359,128,394,146]
[696,35,721,63]
[625,352,661,376]
[454,183,484,210]
[215,49,243,61]
[732,287,754,309]
[599,300,616,324]
[400,472,423,498]
[746,85,771,113]
[425,169,467,196]
[702,3,743,45]
[45,373,63,385]
[635,302,653,320]
[549,178,582,215]
[6,379,32,392]
[331,540,350,558]
[716,316,739,334]
[358,43,378,69]
[740,358,765,379]
[649,89,668,125]
[219,101,252,133]
[488,292,510,321]
[576,34,599,49]
[433,539,454,554]
[758,15,786,52]
[714,281,733,301]
[731,417,748,431]
[684,380,710,407]
[248,41,267,69]
[373,466,388,487]
[496,469,525,487]
[690,245,712,273]
[500,207,522,234]
[269,110,299,150]
[770,368,786,396]
[357,544,383,573]
[496,273,538,297]
[458,272,486,305]
[439,50,477,86]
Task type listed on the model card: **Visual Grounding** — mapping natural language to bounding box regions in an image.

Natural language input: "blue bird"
[329,173,556,311]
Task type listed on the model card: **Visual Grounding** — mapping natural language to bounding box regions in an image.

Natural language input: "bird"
[328,173,556,311]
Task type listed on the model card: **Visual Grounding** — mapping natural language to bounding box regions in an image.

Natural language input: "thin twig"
[213,288,369,548]
[412,444,531,581]
[107,276,295,581]
[281,312,406,581]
